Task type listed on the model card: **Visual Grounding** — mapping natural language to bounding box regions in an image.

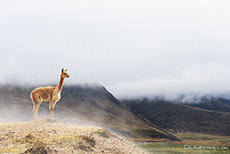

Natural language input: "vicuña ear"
[62,68,64,73]
[65,68,68,71]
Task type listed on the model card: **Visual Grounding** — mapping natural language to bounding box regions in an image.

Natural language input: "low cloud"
[0,0,230,98]
[108,64,230,99]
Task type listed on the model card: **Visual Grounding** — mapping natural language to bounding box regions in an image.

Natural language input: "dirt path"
[0,119,146,154]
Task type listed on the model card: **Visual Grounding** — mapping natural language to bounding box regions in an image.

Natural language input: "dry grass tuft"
[93,129,112,138]
[24,140,48,154]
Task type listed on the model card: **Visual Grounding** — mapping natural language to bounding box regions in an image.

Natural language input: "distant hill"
[190,98,230,113]
[175,94,230,112]
[0,84,178,141]
[123,99,230,136]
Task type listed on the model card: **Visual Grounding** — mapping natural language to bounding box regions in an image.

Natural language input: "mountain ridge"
[0,84,179,141]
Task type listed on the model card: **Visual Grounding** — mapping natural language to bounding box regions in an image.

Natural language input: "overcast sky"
[0,0,230,98]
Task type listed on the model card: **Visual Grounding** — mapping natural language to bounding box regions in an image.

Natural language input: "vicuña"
[30,68,70,120]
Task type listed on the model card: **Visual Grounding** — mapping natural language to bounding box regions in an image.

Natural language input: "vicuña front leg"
[49,101,56,119]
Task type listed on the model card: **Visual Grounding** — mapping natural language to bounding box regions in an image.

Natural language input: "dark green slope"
[123,99,230,136]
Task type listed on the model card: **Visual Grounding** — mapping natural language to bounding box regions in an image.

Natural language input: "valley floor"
[138,129,230,154]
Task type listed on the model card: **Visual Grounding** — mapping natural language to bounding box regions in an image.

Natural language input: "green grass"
[139,142,186,154]
[139,142,230,154]
[138,131,230,154]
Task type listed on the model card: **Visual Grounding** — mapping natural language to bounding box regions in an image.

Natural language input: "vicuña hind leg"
[33,99,42,121]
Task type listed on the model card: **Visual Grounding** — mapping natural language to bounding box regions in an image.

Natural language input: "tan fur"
[30,68,69,120]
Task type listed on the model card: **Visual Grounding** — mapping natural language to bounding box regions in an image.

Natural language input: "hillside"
[187,98,230,113]
[123,99,230,136]
[0,84,178,142]
[0,119,146,154]
[176,95,230,112]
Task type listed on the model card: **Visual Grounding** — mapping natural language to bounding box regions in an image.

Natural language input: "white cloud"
[108,64,230,98]
[0,0,230,98]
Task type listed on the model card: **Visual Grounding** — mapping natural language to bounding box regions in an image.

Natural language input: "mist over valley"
[1,0,230,153]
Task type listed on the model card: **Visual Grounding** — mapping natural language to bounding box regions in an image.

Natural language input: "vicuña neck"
[57,75,64,92]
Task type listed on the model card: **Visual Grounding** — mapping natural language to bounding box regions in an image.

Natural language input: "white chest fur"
[52,89,61,101]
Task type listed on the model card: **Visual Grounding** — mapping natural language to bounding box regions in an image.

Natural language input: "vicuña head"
[61,68,70,79]
[30,68,70,121]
